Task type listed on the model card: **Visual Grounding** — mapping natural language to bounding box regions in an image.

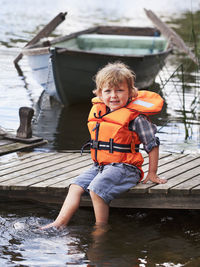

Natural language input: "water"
[0,0,200,266]
[1,200,200,266]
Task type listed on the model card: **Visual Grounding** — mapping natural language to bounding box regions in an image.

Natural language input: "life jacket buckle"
[92,140,99,149]
[135,144,140,152]
[109,138,113,153]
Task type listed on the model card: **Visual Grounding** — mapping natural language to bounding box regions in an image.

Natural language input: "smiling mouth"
[110,101,119,104]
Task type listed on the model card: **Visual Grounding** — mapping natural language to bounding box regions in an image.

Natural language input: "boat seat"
[77,33,168,54]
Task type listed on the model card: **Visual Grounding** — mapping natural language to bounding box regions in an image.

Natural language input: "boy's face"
[99,80,130,111]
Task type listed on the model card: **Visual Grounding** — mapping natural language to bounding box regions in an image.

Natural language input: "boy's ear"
[130,88,138,98]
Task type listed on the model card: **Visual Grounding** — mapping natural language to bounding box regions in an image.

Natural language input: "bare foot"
[40,221,65,230]
[92,224,111,237]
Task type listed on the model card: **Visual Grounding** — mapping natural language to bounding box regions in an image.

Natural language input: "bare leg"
[90,190,110,237]
[41,184,84,229]
[90,190,109,226]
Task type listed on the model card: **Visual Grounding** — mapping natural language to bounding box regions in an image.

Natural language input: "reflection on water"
[1,199,200,266]
[156,61,200,153]
[0,199,92,266]
[33,92,91,151]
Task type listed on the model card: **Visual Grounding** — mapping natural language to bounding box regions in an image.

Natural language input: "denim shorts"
[72,163,141,204]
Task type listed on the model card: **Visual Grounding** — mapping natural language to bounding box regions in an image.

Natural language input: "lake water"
[0,0,200,266]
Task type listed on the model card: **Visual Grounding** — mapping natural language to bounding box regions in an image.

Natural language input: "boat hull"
[51,47,171,105]
[26,52,60,101]
[24,26,172,105]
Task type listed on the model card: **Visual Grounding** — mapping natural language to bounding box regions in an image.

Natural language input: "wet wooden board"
[0,151,200,209]
[0,138,47,156]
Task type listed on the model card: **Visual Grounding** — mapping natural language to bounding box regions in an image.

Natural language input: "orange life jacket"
[87,90,164,180]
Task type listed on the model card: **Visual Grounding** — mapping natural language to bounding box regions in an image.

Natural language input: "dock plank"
[12,156,92,189]
[0,153,72,182]
[0,151,44,167]
[170,171,200,194]
[0,151,200,209]
[39,153,172,190]
[142,152,174,172]
[29,159,92,189]
[46,164,93,189]
[0,139,13,146]
[0,152,59,174]
[132,154,200,193]
[149,164,200,194]
[190,177,200,194]
[0,154,90,188]
[0,139,47,156]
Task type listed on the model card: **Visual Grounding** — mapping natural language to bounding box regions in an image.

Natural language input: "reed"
[158,8,200,141]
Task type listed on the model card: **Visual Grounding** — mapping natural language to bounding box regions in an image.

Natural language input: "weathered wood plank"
[31,153,171,190]
[28,157,92,188]
[0,153,88,188]
[170,172,200,195]
[149,164,200,194]
[12,156,92,190]
[2,188,200,209]
[190,177,200,194]
[132,154,200,193]
[0,155,90,189]
[0,152,68,177]
[142,152,181,172]
[0,151,43,164]
[0,152,57,172]
[29,162,92,191]
[109,192,200,209]
[0,151,44,166]
[0,152,55,170]
[47,165,93,189]
[156,154,199,176]
[0,140,47,156]
[0,151,199,210]
[0,139,13,146]
[0,151,39,166]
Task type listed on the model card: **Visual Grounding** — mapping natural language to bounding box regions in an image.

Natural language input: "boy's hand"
[142,173,167,184]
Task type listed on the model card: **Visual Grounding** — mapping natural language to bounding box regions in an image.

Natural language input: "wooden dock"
[0,135,47,156]
[0,150,200,209]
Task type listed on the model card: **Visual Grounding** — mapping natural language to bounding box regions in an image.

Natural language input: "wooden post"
[16,107,34,139]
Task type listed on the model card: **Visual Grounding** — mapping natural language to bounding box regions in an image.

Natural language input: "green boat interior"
[54,34,168,55]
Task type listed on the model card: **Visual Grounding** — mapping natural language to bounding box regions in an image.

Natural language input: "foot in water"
[92,223,111,237]
[40,222,65,230]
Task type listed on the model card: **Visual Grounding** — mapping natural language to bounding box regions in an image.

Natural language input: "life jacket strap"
[81,140,91,155]
[90,139,140,153]
[81,139,140,155]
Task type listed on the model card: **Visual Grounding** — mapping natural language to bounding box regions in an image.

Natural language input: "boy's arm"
[129,115,167,184]
[142,146,167,184]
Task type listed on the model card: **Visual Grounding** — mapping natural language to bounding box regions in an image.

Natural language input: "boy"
[41,62,167,230]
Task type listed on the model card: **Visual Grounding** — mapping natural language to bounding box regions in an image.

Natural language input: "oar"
[144,8,199,65]
[14,12,67,76]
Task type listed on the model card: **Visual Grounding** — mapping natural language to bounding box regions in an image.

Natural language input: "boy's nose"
[111,90,117,97]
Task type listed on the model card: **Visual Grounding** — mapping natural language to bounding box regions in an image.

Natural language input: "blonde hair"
[93,61,138,98]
